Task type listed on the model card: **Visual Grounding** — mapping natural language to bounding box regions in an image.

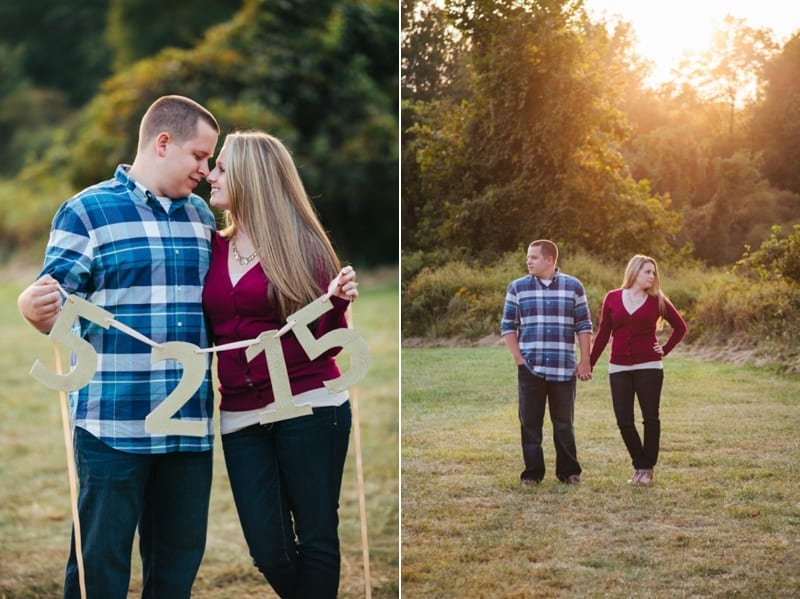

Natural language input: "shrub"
[401,248,466,292]
[690,271,800,355]
[402,260,511,339]
[401,249,708,340]
[401,251,572,339]
[558,251,620,325]
[0,176,73,261]
[401,247,800,372]
[736,224,800,284]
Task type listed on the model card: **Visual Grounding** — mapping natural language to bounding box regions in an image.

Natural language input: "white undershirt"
[220,387,349,434]
[135,181,172,212]
[156,197,172,212]
[608,361,663,374]
[229,270,247,285]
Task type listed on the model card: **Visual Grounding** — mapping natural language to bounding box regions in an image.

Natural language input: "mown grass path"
[402,346,800,598]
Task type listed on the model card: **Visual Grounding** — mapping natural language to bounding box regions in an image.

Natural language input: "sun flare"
[584,0,800,86]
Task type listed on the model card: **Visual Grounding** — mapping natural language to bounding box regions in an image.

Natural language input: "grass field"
[402,345,800,598]
[0,266,398,598]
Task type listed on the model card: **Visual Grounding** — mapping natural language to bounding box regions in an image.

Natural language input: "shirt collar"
[532,268,560,285]
[114,164,189,210]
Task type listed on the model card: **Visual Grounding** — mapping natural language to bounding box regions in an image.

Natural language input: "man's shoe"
[627,470,642,485]
[564,474,581,484]
[634,470,654,486]
[521,479,540,487]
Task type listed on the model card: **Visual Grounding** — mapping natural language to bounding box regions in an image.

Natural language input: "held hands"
[576,359,592,382]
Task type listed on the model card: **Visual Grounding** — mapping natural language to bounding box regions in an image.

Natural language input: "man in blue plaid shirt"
[18,96,219,598]
[501,239,593,485]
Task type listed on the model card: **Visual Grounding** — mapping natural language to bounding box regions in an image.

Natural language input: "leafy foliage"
[750,33,800,194]
[401,0,800,358]
[736,224,800,284]
[402,256,516,339]
[690,270,800,365]
[675,15,777,134]
[403,0,800,271]
[106,0,241,70]
[0,0,111,106]
[402,0,682,263]
[3,0,398,267]
[401,248,702,341]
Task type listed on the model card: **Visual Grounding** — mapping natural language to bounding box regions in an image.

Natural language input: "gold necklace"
[231,237,258,266]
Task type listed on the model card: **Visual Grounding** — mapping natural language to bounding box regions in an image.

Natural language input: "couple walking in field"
[501,239,687,487]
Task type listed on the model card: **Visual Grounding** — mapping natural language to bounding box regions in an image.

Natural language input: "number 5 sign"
[30,292,371,435]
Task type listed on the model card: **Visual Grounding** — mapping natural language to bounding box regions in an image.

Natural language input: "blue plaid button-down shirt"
[38,165,216,454]
[500,270,593,381]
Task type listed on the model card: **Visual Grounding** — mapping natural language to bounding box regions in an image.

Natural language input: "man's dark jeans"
[64,427,212,599]
[518,366,581,482]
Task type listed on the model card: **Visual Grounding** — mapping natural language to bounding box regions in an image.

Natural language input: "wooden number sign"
[31,292,371,435]
[30,295,111,392]
[145,342,209,437]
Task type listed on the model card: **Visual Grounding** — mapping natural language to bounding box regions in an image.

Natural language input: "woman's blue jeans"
[221,403,351,599]
[64,427,212,599]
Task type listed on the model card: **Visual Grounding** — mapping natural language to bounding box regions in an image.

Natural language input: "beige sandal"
[634,470,654,486]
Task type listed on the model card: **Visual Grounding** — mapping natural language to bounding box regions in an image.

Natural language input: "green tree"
[623,84,725,211]
[736,224,800,284]
[0,0,111,106]
[0,46,72,175]
[401,0,467,102]
[106,0,242,70]
[687,150,775,265]
[623,35,800,266]
[19,0,398,266]
[750,33,800,194]
[403,0,680,261]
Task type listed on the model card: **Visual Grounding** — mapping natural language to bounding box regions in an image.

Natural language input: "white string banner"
[30,271,371,433]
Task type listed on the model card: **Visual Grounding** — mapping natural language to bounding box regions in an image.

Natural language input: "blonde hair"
[219,131,341,319]
[622,254,667,318]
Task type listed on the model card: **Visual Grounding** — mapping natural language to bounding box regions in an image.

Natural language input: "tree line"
[402,0,800,269]
[0,0,398,266]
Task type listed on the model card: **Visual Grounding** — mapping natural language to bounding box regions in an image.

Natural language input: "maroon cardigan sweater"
[202,233,348,411]
[589,289,687,368]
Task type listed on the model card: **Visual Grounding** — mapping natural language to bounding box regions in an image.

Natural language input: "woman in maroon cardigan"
[589,255,687,486]
[202,131,358,598]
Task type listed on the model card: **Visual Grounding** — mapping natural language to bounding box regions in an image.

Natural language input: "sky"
[583,0,800,85]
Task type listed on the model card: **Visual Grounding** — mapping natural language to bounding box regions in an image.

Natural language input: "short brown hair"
[529,239,559,263]
[138,95,219,150]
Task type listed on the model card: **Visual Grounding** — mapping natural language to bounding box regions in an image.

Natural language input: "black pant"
[609,369,664,470]
[517,366,581,482]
